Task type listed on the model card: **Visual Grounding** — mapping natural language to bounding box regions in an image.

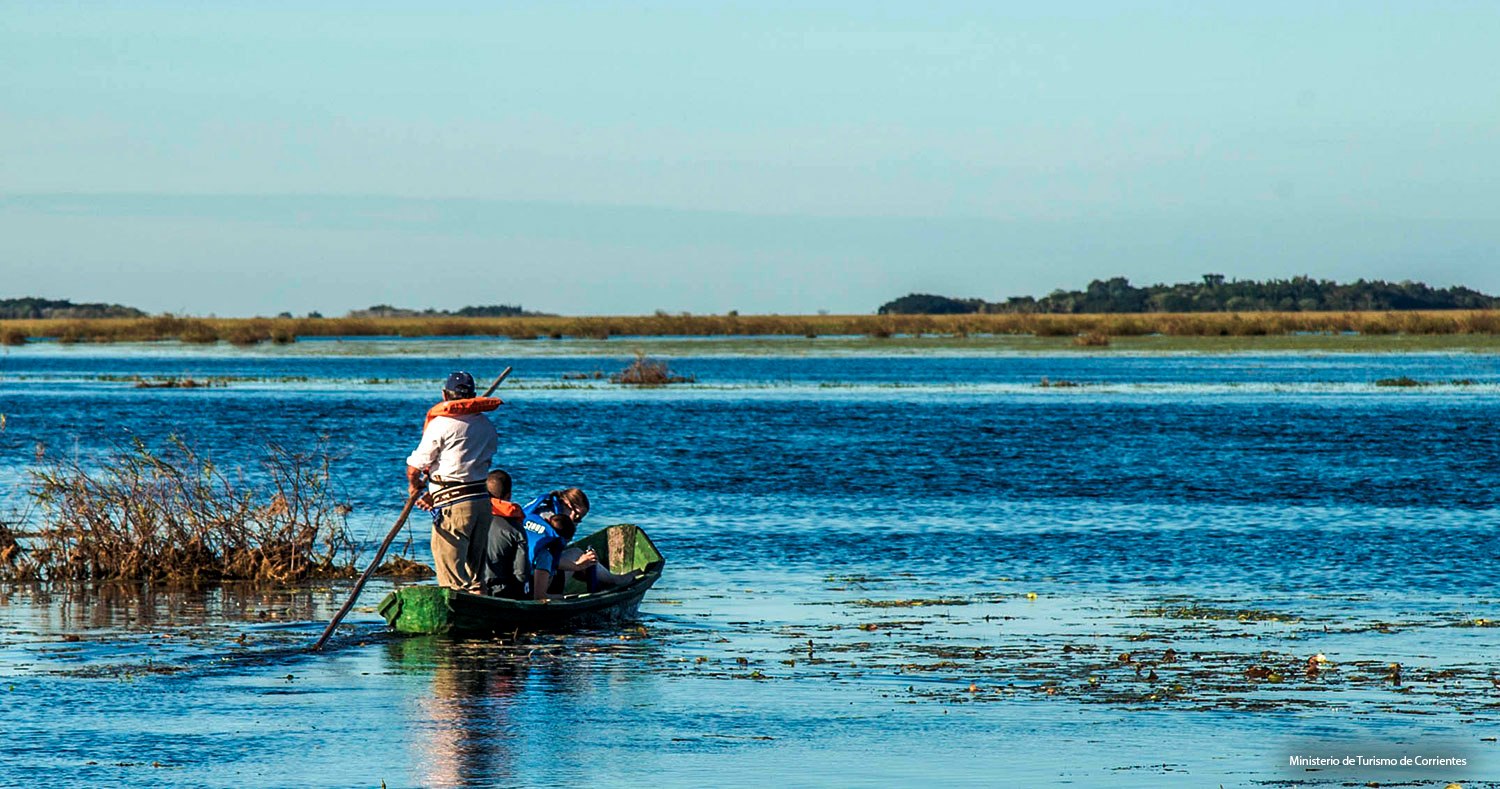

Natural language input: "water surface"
[2,340,1498,787]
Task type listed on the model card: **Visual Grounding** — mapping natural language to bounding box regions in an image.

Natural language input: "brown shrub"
[16,438,358,583]
[610,352,694,385]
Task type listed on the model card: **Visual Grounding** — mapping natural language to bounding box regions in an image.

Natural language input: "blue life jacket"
[519,493,566,580]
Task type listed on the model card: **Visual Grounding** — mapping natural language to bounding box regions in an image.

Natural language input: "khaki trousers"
[430,498,490,592]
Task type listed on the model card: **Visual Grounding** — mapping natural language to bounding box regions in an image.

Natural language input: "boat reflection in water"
[384,629,667,786]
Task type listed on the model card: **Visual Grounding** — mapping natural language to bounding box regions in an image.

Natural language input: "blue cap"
[443,371,476,398]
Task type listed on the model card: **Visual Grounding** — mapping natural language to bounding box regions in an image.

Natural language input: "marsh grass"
[11,438,359,583]
[610,353,695,385]
[4,309,1500,344]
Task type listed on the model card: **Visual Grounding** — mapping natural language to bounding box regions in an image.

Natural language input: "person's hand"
[576,547,598,569]
[409,486,433,511]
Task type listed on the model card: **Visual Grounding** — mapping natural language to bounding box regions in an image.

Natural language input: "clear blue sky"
[2,1,1497,316]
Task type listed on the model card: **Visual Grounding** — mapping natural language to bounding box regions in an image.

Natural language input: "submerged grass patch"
[845,598,973,608]
[1131,604,1302,622]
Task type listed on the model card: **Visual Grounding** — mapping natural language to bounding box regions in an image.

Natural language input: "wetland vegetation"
[5,439,359,583]
[4,308,1500,347]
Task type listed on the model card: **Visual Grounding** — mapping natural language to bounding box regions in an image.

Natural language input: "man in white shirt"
[405,371,500,593]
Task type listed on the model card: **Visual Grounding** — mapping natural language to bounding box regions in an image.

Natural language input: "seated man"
[479,469,528,598]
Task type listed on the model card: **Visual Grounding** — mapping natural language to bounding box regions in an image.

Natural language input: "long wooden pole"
[311,487,423,651]
[482,366,513,397]
[311,365,513,651]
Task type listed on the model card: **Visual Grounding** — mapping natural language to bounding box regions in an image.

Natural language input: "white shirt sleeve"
[406,422,444,471]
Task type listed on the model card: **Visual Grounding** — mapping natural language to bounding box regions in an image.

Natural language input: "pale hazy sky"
[3,2,1497,316]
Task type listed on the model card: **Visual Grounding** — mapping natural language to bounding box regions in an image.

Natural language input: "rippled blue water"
[2,340,1498,787]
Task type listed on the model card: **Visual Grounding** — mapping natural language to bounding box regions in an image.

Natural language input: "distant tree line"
[346,304,552,318]
[879,276,1500,315]
[0,297,145,320]
[0,297,554,321]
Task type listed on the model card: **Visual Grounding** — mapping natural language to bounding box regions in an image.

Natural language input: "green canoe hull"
[377,523,665,635]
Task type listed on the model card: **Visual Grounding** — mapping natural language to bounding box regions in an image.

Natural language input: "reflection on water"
[0,581,327,632]
[383,631,671,787]
[388,637,522,787]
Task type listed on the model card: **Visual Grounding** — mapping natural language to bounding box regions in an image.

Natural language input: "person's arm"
[558,546,598,573]
[530,536,564,599]
[404,423,444,510]
[405,465,433,510]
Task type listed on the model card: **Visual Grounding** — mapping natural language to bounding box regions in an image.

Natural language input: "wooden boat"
[377,523,665,635]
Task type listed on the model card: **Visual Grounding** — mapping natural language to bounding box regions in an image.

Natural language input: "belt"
[430,479,487,509]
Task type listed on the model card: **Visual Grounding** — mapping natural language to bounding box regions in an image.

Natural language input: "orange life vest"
[490,498,523,519]
[421,397,502,432]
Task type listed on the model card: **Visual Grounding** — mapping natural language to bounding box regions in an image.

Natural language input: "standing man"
[405,371,500,593]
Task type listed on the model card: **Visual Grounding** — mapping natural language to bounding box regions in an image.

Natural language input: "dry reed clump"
[226,322,272,346]
[1160,315,1216,336]
[1,327,27,346]
[56,322,92,344]
[1460,311,1500,334]
[14,438,359,583]
[1073,331,1111,347]
[179,320,220,343]
[1103,316,1152,337]
[609,353,695,385]
[1352,313,1399,335]
[0,520,36,581]
[1032,318,1074,337]
[376,554,435,578]
[1399,313,1460,335]
[140,315,190,338]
